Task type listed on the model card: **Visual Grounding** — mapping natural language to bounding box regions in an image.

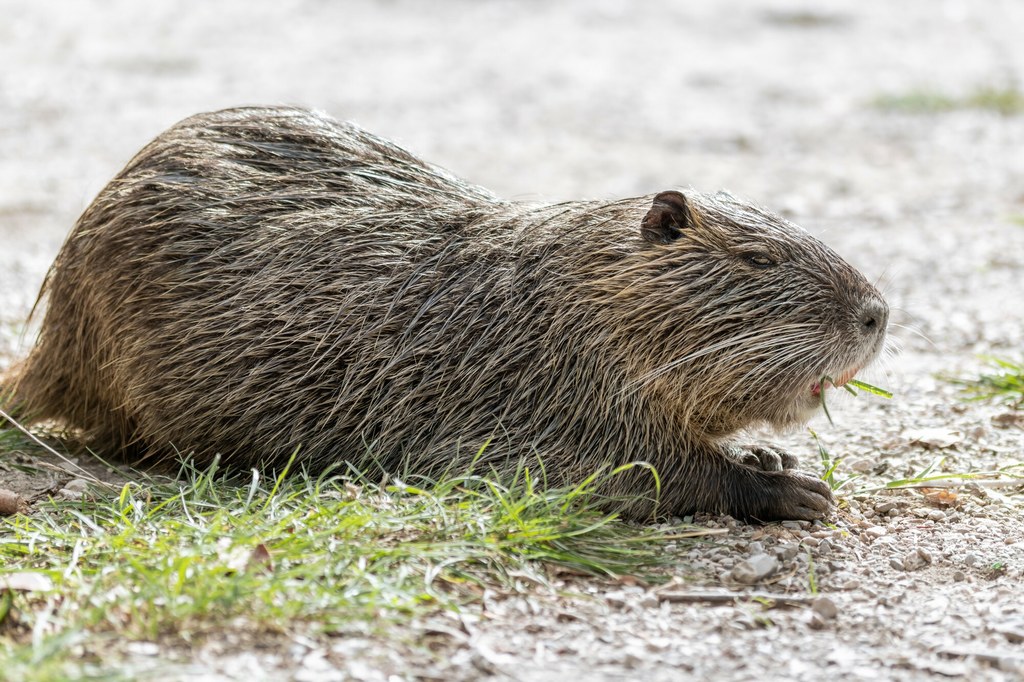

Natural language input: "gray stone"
[729,554,780,585]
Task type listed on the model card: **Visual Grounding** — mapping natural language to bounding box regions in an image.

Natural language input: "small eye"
[744,253,776,268]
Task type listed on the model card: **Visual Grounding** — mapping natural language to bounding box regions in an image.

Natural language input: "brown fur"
[4,106,889,521]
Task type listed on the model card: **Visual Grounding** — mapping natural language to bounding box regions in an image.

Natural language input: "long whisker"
[887,321,932,347]
[624,328,823,393]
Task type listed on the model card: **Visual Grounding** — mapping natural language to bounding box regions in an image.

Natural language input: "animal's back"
[12,106,542,468]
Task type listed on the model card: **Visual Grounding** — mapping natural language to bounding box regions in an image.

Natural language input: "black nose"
[858,296,889,335]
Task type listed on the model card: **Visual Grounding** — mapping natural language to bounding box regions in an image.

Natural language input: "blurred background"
[1,0,1023,369]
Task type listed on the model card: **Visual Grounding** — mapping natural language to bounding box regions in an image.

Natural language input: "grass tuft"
[0,454,702,678]
[854,457,1024,495]
[811,429,859,492]
[872,84,1024,116]
[943,356,1024,407]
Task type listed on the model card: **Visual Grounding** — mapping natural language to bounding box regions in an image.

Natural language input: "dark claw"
[731,444,797,472]
[738,451,762,468]
[779,450,800,470]
[750,446,784,472]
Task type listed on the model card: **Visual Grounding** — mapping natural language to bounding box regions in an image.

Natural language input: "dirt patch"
[0,425,130,510]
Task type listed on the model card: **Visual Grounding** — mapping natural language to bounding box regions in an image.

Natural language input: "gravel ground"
[1,1,1023,680]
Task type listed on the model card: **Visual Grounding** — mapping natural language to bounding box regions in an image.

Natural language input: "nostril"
[858,297,889,334]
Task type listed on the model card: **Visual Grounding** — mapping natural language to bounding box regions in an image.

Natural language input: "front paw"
[725,467,835,522]
[728,444,800,472]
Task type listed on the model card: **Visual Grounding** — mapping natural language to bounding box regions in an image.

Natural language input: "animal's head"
[613,190,888,435]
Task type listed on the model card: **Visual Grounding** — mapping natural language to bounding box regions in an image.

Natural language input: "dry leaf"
[991,412,1024,429]
[247,543,274,574]
[922,488,960,507]
[0,572,54,593]
[905,428,962,449]
[0,489,26,516]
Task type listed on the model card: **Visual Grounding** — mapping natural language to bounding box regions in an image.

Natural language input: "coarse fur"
[4,106,889,521]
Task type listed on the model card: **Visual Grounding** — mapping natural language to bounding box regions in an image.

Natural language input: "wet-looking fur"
[5,106,889,521]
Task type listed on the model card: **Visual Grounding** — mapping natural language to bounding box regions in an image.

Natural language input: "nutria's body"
[6,106,888,521]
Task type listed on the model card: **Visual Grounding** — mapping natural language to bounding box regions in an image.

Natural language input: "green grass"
[812,358,1024,498]
[944,357,1024,407]
[817,376,892,426]
[853,456,1024,495]
[872,84,1024,116]
[812,430,1023,498]
[0,441,703,680]
[811,429,859,493]
[805,551,818,596]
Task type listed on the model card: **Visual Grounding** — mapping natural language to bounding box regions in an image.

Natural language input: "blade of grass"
[845,380,893,399]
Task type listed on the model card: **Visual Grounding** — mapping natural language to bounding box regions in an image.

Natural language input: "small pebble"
[777,543,799,561]
[902,548,932,571]
[638,592,659,609]
[812,596,839,620]
[606,591,629,608]
[729,553,779,585]
[64,479,90,493]
[848,458,873,473]
[807,612,829,630]
[125,642,160,656]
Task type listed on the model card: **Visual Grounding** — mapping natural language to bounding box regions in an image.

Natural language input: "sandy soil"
[1,0,1023,679]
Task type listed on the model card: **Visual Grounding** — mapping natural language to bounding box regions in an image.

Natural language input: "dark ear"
[641,190,695,244]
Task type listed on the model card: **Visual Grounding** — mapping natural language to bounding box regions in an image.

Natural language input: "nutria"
[4,106,888,521]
